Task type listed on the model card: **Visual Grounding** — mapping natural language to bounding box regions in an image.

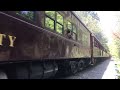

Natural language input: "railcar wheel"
[0,71,8,79]
[77,60,85,72]
[43,62,58,79]
[69,61,78,75]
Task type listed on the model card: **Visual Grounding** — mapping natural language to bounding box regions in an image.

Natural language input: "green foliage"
[56,23,63,34]
[109,13,120,59]
[45,11,55,30]
[74,11,109,50]
[57,12,63,25]
[45,11,55,19]
[45,17,54,30]
[45,11,63,34]
[68,22,72,30]
[16,11,34,20]
[86,11,100,21]
[113,38,120,58]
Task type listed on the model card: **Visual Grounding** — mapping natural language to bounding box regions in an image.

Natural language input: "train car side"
[0,11,110,79]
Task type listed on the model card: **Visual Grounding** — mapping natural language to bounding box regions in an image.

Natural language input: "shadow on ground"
[52,59,113,79]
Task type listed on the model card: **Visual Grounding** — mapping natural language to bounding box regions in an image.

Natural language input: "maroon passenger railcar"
[0,11,110,79]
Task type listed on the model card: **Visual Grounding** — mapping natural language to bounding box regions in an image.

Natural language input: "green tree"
[111,31,120,58]
[74,11,109,50]
[16,11,34,20]
[110,13,120,59]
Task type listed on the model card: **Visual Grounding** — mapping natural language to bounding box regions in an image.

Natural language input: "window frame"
[56,12,64,25]
[45,11,56,30]
[44,11,64,35]
[67,21,77,41]
[56,12,64,34]
[44,11,79,41]
[56,23,63,34]
[45,17,55,30]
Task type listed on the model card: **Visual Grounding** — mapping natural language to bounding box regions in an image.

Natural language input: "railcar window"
[16,11,34,20]
[45,11,64,34]
[45,17,54,30]
[45,11,55,30]
[56,12,63,34]
[68,22,72,30]
[67,22,77,40]
[56,23,63,34]
[45,11,55,19]
[57,12,63,25]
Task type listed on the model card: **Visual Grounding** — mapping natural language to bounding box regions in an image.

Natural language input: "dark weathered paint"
[0,11,109,63]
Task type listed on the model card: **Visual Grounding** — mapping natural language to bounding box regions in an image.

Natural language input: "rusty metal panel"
[0,11,92,62]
